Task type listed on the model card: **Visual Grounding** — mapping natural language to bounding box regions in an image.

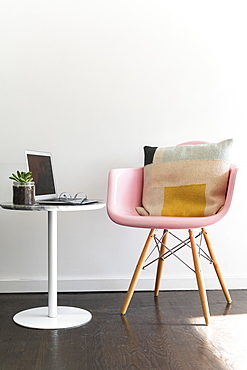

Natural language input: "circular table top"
[0,201,106,212]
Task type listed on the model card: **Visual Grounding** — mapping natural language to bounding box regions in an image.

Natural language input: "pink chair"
[107,141,238,325]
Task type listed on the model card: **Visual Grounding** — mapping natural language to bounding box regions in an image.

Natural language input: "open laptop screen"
[25,151,56,200]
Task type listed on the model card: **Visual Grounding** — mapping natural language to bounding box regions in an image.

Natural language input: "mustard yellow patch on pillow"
[162,184,206,217]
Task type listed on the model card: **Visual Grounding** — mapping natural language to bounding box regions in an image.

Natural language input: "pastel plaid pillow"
[136,139,233,217]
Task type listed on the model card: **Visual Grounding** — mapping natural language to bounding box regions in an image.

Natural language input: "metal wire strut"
[142,229,214,273]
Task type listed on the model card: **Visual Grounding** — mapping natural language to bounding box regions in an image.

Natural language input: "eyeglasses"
[58,192,88,204]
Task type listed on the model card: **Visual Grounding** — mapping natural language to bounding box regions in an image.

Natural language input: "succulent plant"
[9,170,34,184]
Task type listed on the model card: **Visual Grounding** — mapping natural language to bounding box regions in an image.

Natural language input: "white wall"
[0,0,247,293]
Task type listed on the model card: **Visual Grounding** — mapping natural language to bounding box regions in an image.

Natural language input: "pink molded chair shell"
[107,165,238,230]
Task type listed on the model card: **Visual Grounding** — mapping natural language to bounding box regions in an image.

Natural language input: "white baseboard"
[0,276,246,293]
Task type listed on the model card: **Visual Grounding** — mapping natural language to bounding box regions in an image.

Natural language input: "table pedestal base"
[13,306,92,329]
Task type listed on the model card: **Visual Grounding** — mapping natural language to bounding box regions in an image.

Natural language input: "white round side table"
[0,202,105,329]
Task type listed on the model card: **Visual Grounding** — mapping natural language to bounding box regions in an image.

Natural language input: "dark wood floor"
[0,290,246,370]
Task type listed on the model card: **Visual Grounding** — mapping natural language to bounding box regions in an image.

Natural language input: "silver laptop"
[25,150,99,205]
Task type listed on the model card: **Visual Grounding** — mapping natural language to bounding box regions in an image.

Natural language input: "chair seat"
[107,166,238,230]
[108,208,228,229]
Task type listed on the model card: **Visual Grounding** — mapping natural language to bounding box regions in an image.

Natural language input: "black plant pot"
[13,182,35,205]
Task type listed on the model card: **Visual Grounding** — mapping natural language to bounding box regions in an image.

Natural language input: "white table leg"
[48,210,58,318]
[13,209,92,329]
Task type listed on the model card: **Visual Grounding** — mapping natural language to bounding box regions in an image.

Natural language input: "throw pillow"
[136,139,233,217]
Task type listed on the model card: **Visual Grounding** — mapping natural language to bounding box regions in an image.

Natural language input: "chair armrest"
[107,168,143,221]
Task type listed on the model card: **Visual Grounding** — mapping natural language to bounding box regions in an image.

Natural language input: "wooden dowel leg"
[121,229,155,315]
[202,228,232,303]
[154,230,168,296]
[189,229,210,325]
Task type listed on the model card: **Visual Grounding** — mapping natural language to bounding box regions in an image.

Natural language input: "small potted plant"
[9,171,35,205]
